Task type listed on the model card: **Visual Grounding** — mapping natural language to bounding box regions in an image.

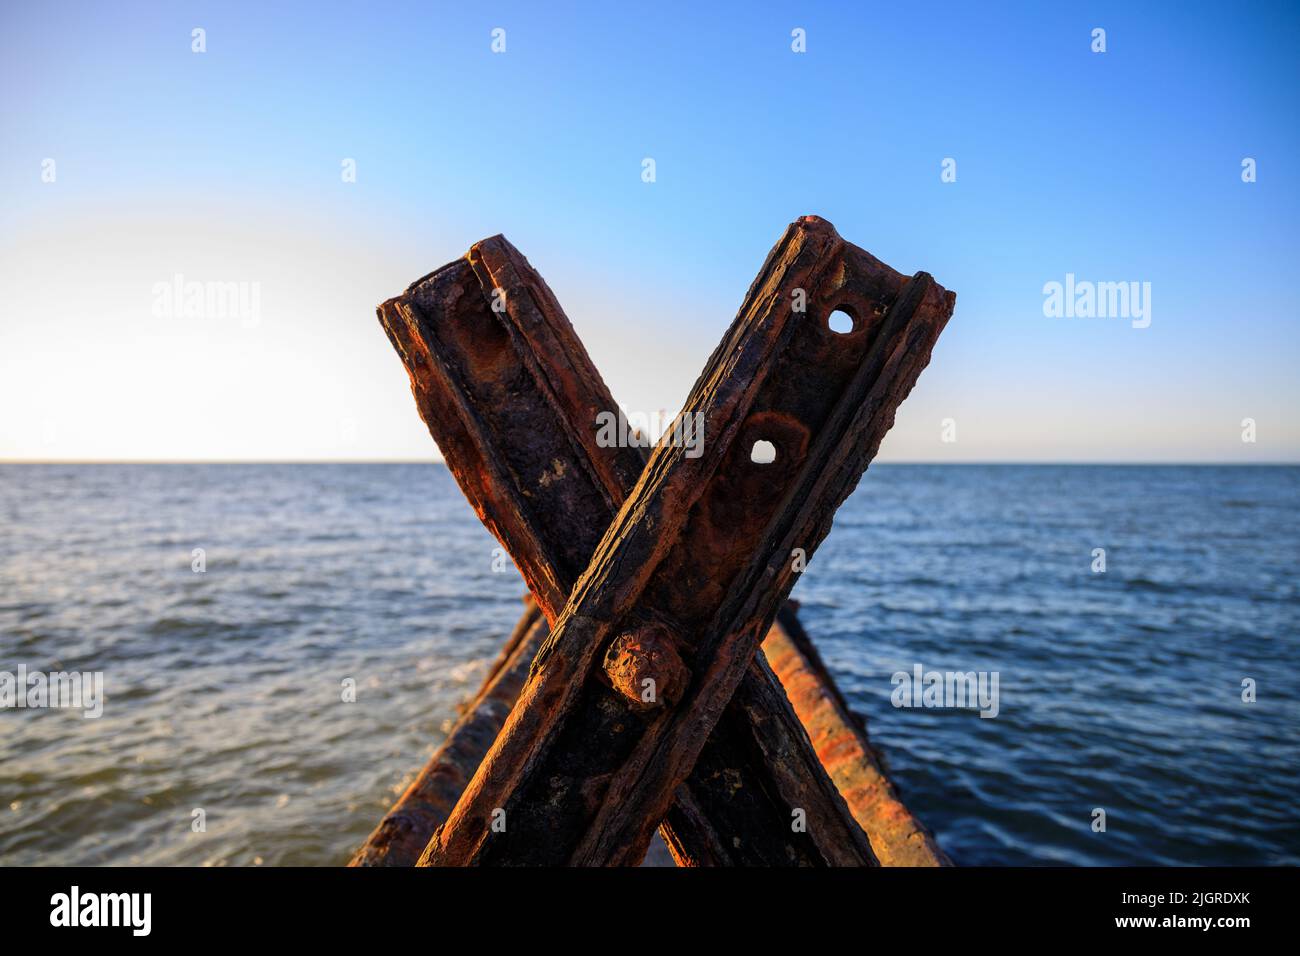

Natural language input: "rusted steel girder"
[378,229,875,865]
[360,224,948,866]
[766,605,951,866]
[383,216,954,866]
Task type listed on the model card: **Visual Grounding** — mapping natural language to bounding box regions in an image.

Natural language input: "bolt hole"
[827,309,855,334]
[750,440,777,465]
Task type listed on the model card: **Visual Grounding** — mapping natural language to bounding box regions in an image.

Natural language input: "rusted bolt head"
[603,626,688,710]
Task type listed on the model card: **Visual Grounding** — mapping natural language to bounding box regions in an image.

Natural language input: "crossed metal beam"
[353,216,955,866]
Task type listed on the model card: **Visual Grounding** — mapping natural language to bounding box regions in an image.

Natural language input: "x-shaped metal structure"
[352,216,955,867]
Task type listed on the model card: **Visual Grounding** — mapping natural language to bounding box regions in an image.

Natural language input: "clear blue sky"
[2,1,1297,461]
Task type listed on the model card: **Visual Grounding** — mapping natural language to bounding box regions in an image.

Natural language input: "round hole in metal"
[827,309,855,334]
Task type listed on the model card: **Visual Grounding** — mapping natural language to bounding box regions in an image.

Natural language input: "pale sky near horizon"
[2,1,1298,463]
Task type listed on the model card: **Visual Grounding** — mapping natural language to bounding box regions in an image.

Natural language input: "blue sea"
[0,463,1296,866]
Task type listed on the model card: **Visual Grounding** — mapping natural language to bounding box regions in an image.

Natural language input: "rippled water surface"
[1,464,1296,865]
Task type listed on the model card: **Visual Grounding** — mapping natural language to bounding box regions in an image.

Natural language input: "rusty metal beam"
[378,230,875,865]
[766,605,950,866]
[384,216,953,866]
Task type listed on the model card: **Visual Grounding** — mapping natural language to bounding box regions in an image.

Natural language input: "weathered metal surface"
[348,598,545,866]
[402,216,954,866]
[766,605,951,866]
[379,230,880,865]
[377,238,644,614]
